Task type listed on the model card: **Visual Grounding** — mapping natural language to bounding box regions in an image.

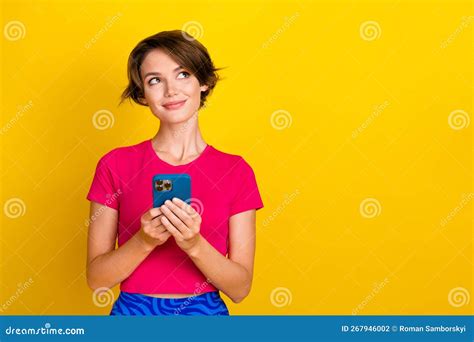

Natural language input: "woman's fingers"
[138,207,173,248]
[150,215,164,227]
[141,207,162,224]
[156,230,171,240]
[162,199,195,226]
[160,204,189,234]
[160,215,184,240]
[142,214,167,238]
[172,197,199,218]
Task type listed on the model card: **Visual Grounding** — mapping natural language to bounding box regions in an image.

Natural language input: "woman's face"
[139,48,208,123]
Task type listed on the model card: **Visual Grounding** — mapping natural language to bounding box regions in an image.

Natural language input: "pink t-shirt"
[86,139,264,294]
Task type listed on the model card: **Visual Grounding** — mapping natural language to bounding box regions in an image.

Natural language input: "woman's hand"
[159,197,202,253]
[138,207,172,251]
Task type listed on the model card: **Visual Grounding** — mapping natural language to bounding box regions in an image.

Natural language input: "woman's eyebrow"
[144,66,184,78]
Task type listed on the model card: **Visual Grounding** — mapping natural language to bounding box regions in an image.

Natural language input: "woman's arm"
[186,209,257,303]
[86,201,169,290]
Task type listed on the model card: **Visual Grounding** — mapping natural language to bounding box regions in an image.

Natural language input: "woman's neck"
[151,121,207,161]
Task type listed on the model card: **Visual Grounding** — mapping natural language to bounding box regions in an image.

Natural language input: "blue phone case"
[152,173,191,208]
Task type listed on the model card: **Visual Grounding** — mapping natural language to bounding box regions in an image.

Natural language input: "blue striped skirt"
[110,291,229,316]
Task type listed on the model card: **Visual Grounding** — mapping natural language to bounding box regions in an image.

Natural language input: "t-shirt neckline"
[147,139,212,168]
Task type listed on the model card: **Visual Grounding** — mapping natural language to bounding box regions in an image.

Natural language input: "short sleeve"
[86,151,121,210]
[229,158,264,216]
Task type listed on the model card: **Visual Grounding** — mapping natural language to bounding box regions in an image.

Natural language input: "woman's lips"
[163,100,187,110]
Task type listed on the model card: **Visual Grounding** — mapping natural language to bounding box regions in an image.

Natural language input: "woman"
[86,30,264,316]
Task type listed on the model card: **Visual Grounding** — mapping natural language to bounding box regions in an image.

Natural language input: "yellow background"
[1,0,472,315]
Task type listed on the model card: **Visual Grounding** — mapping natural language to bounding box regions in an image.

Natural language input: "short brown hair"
[120,30,222,108]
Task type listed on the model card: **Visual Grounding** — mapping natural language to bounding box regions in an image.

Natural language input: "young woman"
[86,30,264,316]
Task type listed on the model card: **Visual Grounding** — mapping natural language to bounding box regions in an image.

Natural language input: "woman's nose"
[164,80,178,97]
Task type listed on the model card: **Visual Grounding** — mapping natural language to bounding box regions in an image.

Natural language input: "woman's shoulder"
[209,145,245,162]
[208,145,255,172]
[209,145,240,159]
[96,140,149,165]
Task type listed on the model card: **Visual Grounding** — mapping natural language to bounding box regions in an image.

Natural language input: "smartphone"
[152,173,191,208]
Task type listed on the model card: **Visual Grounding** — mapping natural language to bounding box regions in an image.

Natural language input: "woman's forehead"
[141,49,180,74]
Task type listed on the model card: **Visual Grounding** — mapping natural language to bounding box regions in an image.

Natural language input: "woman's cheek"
[145,87,164,104]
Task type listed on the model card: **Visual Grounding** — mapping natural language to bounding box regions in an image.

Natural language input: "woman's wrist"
[184,233,204,258]
[135,229,158,252]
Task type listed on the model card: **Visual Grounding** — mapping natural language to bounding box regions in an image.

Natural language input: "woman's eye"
[148,72,189,86]
[149,77,160,85]
[178,71,190,79]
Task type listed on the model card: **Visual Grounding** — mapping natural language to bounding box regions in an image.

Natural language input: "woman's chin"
[157,111,195,124]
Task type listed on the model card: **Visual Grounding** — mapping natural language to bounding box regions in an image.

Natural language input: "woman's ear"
[200,84,209,93]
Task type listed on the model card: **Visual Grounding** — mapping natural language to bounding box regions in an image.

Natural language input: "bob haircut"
[120,30,222,109]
